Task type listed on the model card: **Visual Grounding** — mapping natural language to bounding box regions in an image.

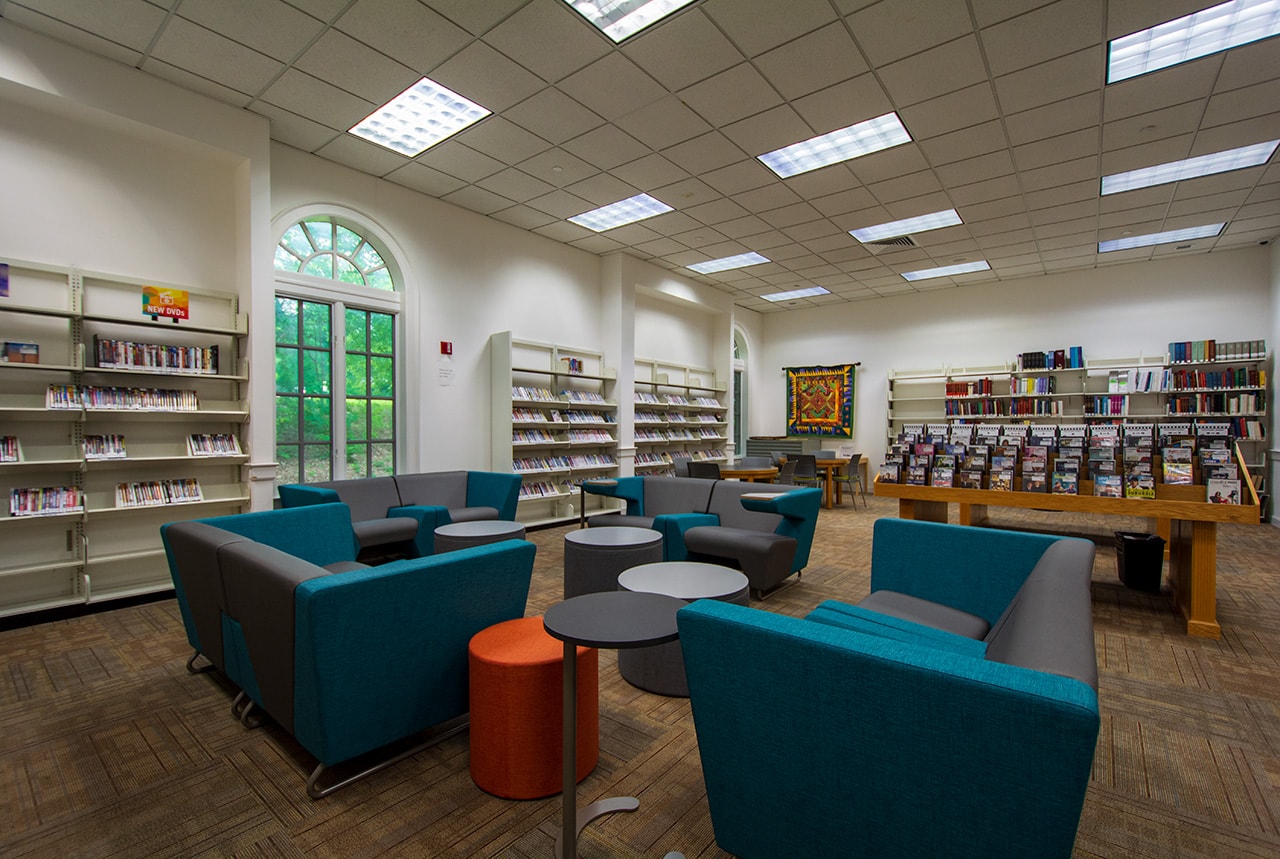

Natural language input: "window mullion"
[332,300,349,479]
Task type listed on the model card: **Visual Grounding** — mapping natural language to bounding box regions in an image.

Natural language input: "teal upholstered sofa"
[277,470,521,558]
[678,518,1100,858]
[160,504,535,797]
[582,475,822,595]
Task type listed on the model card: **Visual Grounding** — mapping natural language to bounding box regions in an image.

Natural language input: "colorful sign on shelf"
[141,286,189,321]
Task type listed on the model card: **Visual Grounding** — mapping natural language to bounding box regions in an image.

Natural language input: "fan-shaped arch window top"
[275,217,394,291]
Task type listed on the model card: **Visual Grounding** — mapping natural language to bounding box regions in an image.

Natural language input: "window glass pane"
[346,444,369,479]
[303,445,332,482]
[282,224,312,258]
[346,399,368,441]
[276,396,299,442]
[275,347,299,394]
[303,397,331,440]
[336,256,364,286]
[336,225,361,255]
[371,443,394,477]
[301,302,329,347]
[371,399,394,438]
[345,308,367,351]
[366,268,393,291]
[304,219,333,251]
[371,357,394,397]
[302,351,330,395]
[275,297,298,345]
[274,246,302,273]
[370,313,393,353]
[355,242,386,271]
[276,446,299,485]
[346,355,368,396]
[304,254,334,279]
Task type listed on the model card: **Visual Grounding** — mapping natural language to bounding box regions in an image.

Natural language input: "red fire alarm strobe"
[440,341,453,355]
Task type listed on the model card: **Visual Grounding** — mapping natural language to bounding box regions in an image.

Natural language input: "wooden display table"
[874,468,1260,639]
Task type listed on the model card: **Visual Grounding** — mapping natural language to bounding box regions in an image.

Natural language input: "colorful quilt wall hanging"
[786,364,855,437]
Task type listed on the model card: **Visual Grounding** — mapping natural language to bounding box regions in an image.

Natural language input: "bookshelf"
[0,258,249,618]
[633,357,728,474]
[490,331,621,527]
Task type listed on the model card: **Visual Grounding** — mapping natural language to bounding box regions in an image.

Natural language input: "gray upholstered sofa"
[277,470,521,558]
[583,475,822,595]
[160,503,535,798]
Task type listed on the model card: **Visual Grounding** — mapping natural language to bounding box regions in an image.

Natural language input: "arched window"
[273,215,401,485]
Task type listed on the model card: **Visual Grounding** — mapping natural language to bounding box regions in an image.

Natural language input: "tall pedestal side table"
[543,591,686,859]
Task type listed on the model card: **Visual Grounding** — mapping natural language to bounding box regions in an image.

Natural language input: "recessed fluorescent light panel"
[1101,140,1279,195]
[350,77,490,157]
[1098,223,1225,252]
[758,113,912,179]
[761,286,831,302]
[568,194,673,231]
[562,0,700,42]
[851,209,963,243]
[901,261,991,282]
[1108,0,1280,83]
[686,252,771,274]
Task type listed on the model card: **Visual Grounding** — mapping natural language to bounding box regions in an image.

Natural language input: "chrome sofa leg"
[305,719,469,799]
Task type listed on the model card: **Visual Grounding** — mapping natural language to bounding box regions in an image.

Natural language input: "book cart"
[0,258,248,619]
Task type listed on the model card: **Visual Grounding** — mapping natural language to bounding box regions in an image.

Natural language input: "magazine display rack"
[490,331,620,527]
[0,257,248,618]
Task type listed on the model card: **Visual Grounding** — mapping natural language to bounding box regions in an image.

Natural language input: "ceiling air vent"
[864,235,917,255]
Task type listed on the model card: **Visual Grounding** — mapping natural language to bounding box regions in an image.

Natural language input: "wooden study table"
[781,456,865,509]
[874,463,1261,639]
[718,465,779,482]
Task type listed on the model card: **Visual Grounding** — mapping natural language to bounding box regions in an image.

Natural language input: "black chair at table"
[837,452,867,508]
[775,459,798,485]
[791,455,821,489]
[687,461,721,480]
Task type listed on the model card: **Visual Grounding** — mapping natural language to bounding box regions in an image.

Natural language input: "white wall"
[760,247,1274,468]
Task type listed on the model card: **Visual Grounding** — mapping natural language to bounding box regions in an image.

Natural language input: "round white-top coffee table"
[616,561,750,697]
[434,519,526,553]
[563,526,664,599]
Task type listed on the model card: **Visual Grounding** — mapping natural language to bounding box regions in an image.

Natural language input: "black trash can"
[1115,531,1165,592]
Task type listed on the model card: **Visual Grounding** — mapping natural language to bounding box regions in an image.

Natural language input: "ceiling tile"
[6,0,166,52]
[250,102,338,151]
[516,148,597,187]
[615,95,713,150]
[475,168,557,204]
[427,0,525,36]
[967,212,1033,236]
[758,201,824,229]
[622,8,744,91]
[151,15,286,96]
[1098,186,1172,213]
[570,234,626,253]
[504,89,603,145]
[898,83,1001,140]
[1192,113,1280,156]
[634,237,691,257]
[993,47,1101,114]
[720,105,813,157]
[1097,204,1167,229]
[783,164,863,199]
[980,0,1104,77]
[649,178,721,209]
[918,120,1009,166]
[335,0,470,71]
[661,131,748,175]
[644,209,704,235]
[716,214,773,239]
[431,41,545,113]
[489,204,557,230]
[878,36,989,108]
[949,175,1022,205]
[1105,0,1222,40]
[599,223,664,245]
[679,63,783,127]
[532,220,595,242]
[558,53,667,122]
[1202,79,1280,131]
[1017,154,1099,192]
[144,59,254,107]
[1024,180,1097,210]
[561,125,651,171]
[702,0,839,57]
[684,198,751,225]
[1030,200,1098,226]
[482,1,610,83]
[849,0,973,67]
[314,133,409,176]
[258,68,375,130]
[782,219,841,242]
[699,159,776,196]
[181,0,323,62]
[754,22,868,100]
[293,29,418,104]
[460,116,551,164]
[383,161,467,196]
[934,149,1017,187]
[1215,34,1280,92]
[865,169,945,203]
[415,140,506,182]
[958,195,1027,222]
[1102,102,1204,152]
[791,73,896,134]
[1099,135,1194,174]
[1005,92,1100,146]
[525,189,596,219]
[733,183,804,212]
[810,188,878,218]
[1101,58,1219,122]
[611,154,691,191]
[1167,189,1250,218]
[564,173,641,206]
[1013,127,1097,171]
[441,184,515,215]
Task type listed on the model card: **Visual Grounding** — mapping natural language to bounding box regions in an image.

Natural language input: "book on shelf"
[9,486,83,516]
[876,462,901,484]
[1124,474,1156,499]
[930,467,954,488]
[1022,471,1048,493]
[905,465,928,486]
[115,477,203,508]
[85,434,128,459]
[1206,478,1242,504]
[1162,462,1194,485]
[3,340,39,363]
[1050,472,1079,495]
[989,469,1014,491]
[0,435,19,463]
[1094,474,1123,498]
[93,335,219,374]
[958,468,985,490]
[187,433,242,456]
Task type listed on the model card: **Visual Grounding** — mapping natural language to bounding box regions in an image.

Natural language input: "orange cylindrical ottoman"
[468,616,599,799]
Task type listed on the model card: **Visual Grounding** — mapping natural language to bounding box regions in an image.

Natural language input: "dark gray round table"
[617,562,750,697]
[543,590,686,859]
[563,526,664,598]
[433,519,525,553]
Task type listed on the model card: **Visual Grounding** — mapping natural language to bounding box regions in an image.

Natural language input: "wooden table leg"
[1167,518,1222,639]
[959,504,988,526]
[823,473,834,509]
[899,498,948,522]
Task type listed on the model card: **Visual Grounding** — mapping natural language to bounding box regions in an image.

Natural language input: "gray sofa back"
[394,471,467,509]
[315,476,401,521]
[163,521,250,670]
[643,475,715,515]
[706,481,785,531]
